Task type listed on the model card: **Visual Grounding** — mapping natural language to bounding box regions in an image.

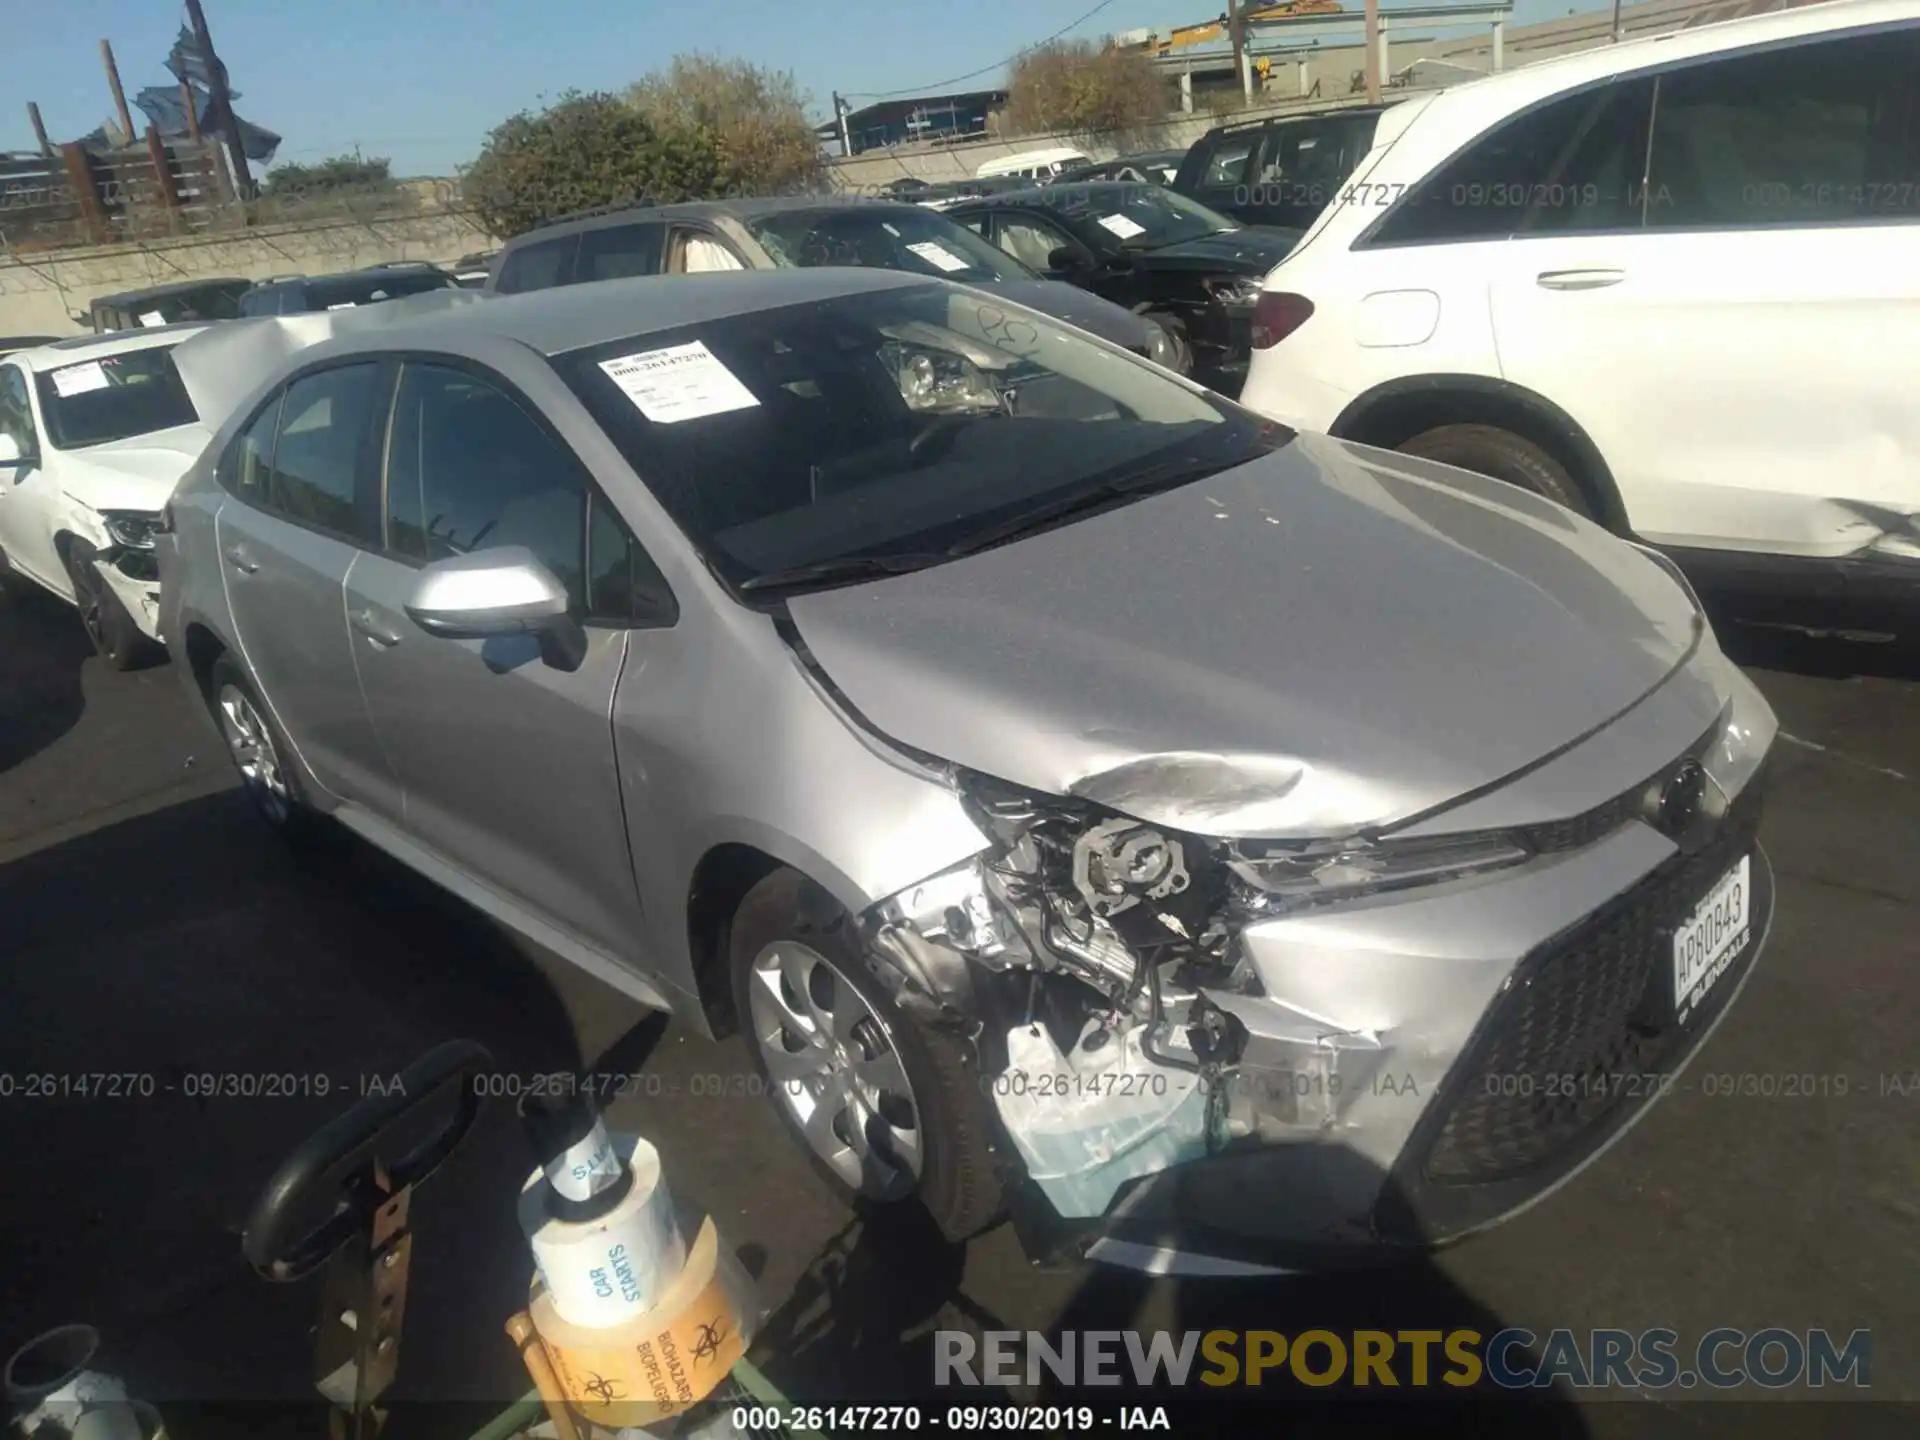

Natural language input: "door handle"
[1536,268,1625,291]
[351,608,402,648]
[224,544,260,574]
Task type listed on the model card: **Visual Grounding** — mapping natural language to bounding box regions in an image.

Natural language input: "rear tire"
[207,654,313,837]
[728,868,1003,1242]
[1398,423,1592,518]
[63,540,154,671]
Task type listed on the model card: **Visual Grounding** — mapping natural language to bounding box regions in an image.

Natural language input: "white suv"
[0,327,211,666]
[1238,0,1919,613]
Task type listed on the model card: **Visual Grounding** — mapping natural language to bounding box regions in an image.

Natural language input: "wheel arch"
[1328,373,1631,534]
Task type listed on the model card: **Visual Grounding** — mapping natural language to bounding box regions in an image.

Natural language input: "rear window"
[748,207,1034,284]
[305,272,454,310]
[34,345,199,449]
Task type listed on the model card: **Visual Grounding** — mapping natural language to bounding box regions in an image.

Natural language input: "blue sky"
[3,0,1581,177]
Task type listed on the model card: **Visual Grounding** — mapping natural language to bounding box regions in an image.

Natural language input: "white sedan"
[0,325,212,667]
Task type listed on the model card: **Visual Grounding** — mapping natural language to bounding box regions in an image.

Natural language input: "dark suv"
[236,263,458,317]
[1173,105,1388,230]
[78,277,251,332]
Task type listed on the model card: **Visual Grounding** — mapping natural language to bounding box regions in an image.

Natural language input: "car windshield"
[747,208,1034,285]
[553,282,1285,592]
[1055,184,1240,250]
[307,271,454,309]
[34,344,199,449]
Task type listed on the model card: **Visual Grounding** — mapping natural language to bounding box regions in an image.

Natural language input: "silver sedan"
[158,268,1776,1271]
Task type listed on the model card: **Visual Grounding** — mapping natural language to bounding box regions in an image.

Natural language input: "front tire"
[63,540,154,670]
[1398,423,1593,518]
[728,869,1003,1242]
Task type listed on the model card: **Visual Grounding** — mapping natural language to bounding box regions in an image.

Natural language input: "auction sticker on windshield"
[1673,854,1749,1025]
[51,361,111,397]
[906,241,970,273]
[1097,213,1147,239]
[600,341,760,424]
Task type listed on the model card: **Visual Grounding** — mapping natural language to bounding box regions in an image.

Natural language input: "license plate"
[1672,853,1751,1024]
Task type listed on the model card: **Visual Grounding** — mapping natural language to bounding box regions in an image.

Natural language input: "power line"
[843,0,1126,100]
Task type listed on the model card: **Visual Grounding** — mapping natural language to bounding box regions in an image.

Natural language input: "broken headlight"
[1227,829,1530,913]
[100,510,162,550]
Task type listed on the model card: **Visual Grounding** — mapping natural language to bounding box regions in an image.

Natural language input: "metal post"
[27,102,54,159]
[183,0,253,196]
[1228,0,1252,101]
[1363,0,1382,103]
[1491,18,1505,71]
[100,39,136,147]
[1297,57,1308,96]
[180,82,203,143]
[1179,69,1193,113]
[1375,14,1391,98]
[1612,0,1625,41]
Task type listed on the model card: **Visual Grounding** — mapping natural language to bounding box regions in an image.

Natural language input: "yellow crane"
[1126,0,1346,58]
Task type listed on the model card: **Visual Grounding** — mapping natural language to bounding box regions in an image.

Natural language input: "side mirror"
[0,433,30,470]
[1046,246,1087,275]
[403,545,586,671]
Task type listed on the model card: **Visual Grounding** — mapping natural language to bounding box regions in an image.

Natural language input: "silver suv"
[160,269,1776,1270]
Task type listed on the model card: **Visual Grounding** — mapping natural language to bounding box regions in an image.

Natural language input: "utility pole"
[183,0,252,196]
[1363,0,1382,102]
[1611,0,1625,41]
[1227,0,1253,102]
[832,91,852,157]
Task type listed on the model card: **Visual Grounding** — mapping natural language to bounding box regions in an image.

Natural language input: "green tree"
[1005,39,1169,142]
[263,154,394,196]
[462,91,723,238]
[627,55,825,196]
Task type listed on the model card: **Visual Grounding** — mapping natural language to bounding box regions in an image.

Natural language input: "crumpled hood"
[1133,226,1301,275]
[786,433,1709,839]
[61,423,210,513]
[972,278,1156,350]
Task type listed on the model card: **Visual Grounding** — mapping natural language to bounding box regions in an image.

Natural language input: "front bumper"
[95,551,163,643]
[1003,637,1779,1275]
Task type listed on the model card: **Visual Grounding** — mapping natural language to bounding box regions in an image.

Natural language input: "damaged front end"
[860,769,1462,1234]
[858,701,1773,1268]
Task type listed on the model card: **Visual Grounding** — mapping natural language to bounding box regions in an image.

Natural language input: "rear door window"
[1644,26,1920,228]
[1366,79,1655,244]
[576,223,665,281]
[268,363,384,541]
[494,234,580,294]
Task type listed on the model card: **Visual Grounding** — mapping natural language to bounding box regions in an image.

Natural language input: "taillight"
[1252,292,1315,349]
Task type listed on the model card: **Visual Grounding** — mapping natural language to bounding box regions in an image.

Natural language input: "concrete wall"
[0,207,495,337]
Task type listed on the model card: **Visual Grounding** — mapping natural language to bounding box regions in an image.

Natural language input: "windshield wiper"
[737,551,951,594]
[945,451,1255,558]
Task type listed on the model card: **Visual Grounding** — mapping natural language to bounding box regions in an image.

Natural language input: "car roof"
[509,195,916,244]
[10,323,211,370]
[1201,102,1389,139]
[293,268,933,359]
[91,277,250,307]
[1403,0,1914,135]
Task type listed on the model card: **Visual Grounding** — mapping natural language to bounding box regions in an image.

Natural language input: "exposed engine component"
[1072,817,1190,918]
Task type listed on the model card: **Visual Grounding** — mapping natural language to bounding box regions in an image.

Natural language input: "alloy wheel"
[217,683,291,826]
[748,940,923,1200]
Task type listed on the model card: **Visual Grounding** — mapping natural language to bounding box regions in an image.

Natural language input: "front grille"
[1518,719,1721,855]
[1421,770,1766,1185]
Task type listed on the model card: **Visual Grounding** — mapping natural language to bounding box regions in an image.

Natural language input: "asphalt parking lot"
[1,574,1915,1439]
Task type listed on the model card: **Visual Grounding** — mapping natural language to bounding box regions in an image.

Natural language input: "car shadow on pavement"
[0,579,92,775]
[0,790,595,1424]
[749,1173,1590,1437]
